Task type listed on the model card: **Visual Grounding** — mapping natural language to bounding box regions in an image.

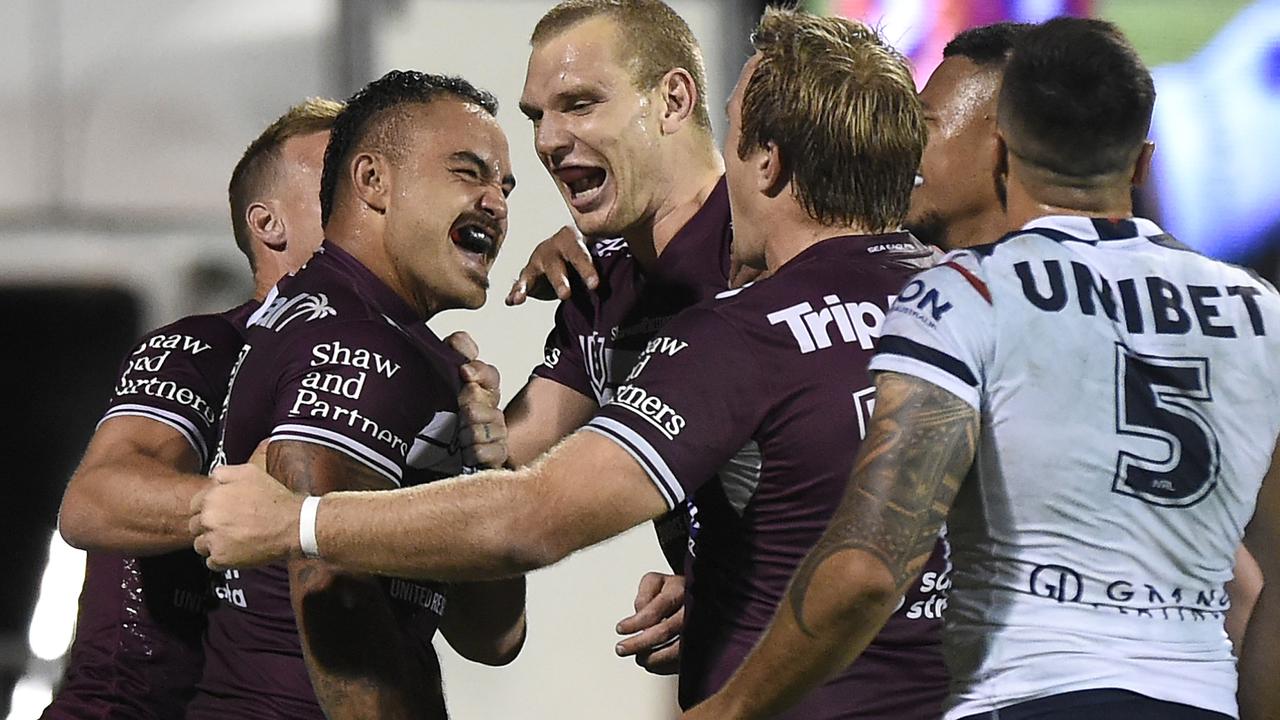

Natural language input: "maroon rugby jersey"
[587,233,950,719]
[532,176,732,405]
[186,242,464,719]
[533,177,732,566]
[43,301,256,720]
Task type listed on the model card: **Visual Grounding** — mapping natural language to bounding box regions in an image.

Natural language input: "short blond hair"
[228,97,344,268]
[739,9,923,231]
[532,0,711,131]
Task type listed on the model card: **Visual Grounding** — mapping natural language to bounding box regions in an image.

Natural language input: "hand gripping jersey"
[186,242,467,720]
[43,301,256,720]
[588,234,950,720]
[868,216,1280,719]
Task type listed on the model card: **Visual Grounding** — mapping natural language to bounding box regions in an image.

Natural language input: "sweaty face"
[724,55,767,271]
[520,17,666,238]
[382,100,515,313]
[275,130,330,272]
[907,56,1003,250]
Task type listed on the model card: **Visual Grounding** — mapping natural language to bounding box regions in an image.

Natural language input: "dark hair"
[319,70,499,226]
[229,98,344,269]
[998,17,1155,178]
[531,0,711,131]
[740,8,923,231]
[943,22,1033,67]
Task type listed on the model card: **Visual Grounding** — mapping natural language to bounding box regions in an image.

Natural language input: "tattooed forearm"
[270,440,445,719]
[789,372,978,636]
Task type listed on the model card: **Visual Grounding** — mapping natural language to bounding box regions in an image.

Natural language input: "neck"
[1003,162,1134,231]
[250,252,288,301]
[763,210,877,271]
[622,142,723,271]
[943,204,1008,250]
[326,210,435,320]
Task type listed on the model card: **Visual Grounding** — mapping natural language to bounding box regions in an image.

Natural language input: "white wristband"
[299,495,322,559]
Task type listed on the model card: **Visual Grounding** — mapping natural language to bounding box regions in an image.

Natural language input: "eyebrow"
[518,102,540,120]
[451,151,516,195]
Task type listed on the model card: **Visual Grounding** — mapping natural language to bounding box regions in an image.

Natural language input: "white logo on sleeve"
[612,385,687,439]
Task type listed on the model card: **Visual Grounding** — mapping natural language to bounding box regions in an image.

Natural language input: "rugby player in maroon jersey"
[46,99,341,720]
[50,93,508,719]
[183,71,523,720]
[192,11,949,718]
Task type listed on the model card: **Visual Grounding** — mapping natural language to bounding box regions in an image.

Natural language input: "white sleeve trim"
[868,354,981,411]
[582,417,685,511]
[99,404,208,468]
[270,423,403,487]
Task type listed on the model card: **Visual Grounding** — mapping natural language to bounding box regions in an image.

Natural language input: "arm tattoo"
[789,372,978,636]
[270,441,444,718]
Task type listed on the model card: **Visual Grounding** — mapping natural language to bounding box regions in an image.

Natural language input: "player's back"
[591,232,948,719]
[887,216,1280,719]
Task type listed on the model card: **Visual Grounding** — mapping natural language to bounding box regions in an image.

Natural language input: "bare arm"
[194,431,671,582]
[59,416,207,553]
[1226,544,1263,653]
[272,440,444,720]
[1238,434,1280,720]
[504,376,596,467]
[686,372,978,720]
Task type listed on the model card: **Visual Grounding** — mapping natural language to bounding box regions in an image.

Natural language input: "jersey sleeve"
[868,251,996,409]
[267,320,442,488]
[584,307,764,511]
[101,315,245,468]
[529,299,595,401]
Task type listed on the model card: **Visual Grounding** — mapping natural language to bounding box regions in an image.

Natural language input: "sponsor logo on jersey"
[133,333,212,357]
[388,578,447,615]
[625,335,688,381]
[311,340,401,378]
[543,346,561,368]
[1025,561,1231,621]
[612,384,687,439]
[1015,260,1267,337]
[904,566,950,620]
[250,291,338,331]
[867,241,919,254]
[213,569,248,608]
[768,294,894,354]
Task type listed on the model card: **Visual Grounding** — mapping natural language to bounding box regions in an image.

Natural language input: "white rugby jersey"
[869,215,1280,719]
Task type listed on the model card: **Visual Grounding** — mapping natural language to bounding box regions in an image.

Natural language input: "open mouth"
[449,217,500,269]
[554,166,608,207]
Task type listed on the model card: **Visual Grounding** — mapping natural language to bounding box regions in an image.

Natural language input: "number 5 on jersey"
[1113,343,1221,507]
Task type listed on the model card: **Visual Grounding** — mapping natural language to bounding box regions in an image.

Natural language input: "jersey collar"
[1020,215,1165,241]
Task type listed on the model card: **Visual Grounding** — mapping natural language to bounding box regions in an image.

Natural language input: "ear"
[657,68,699,134]
[992,131,1010,210]
[247,201,286,253]
[1131,141,1155,187]
[757,141,787,198]
[993,131,1010,180]
[350,151,390,214]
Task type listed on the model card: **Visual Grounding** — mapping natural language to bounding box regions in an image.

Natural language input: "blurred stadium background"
[1,1,1276,718]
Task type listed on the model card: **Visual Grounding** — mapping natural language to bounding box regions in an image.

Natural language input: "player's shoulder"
[132,308,248,358]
